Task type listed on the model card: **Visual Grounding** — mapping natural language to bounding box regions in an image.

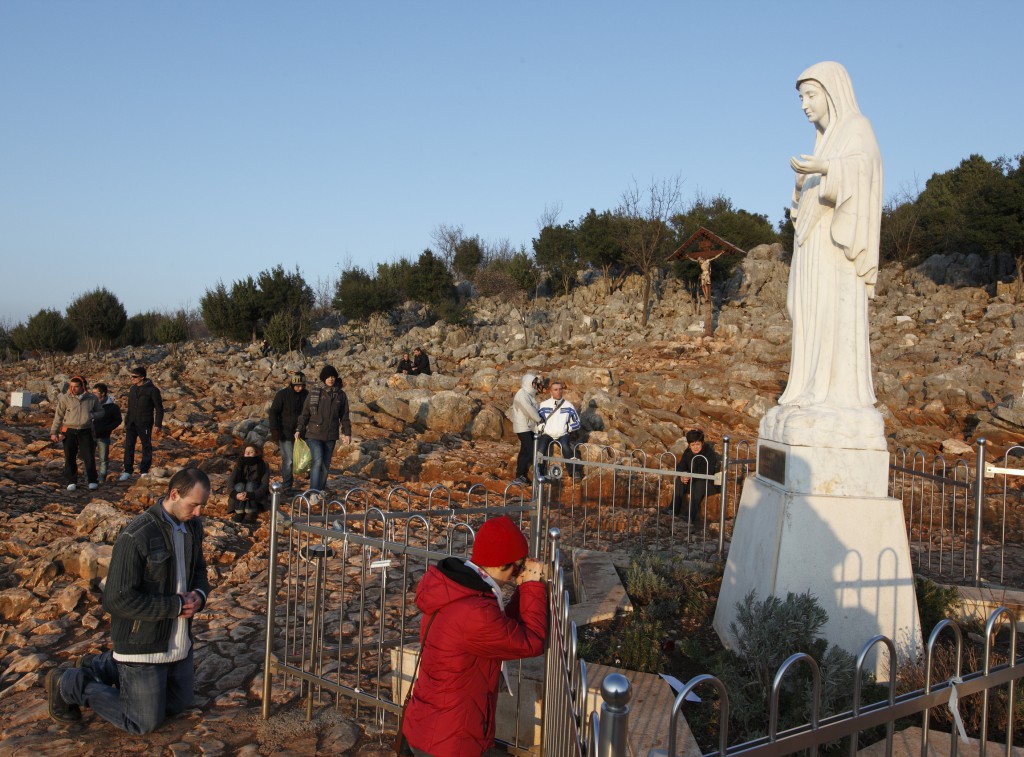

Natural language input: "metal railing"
[532,435,755,556]
[890,440,1024,585]
[648,607,1021,757]
[260,482,540,749]
[260,485,635,755]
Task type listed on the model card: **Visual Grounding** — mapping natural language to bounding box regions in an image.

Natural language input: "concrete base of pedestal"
[713,473,922,676]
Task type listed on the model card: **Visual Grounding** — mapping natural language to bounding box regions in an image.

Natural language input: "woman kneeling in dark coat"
[227,443,270,523]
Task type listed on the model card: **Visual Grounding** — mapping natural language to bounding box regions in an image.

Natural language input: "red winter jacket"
[402,557,547,757]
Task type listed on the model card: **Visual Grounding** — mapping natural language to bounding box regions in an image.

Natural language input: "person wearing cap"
[295,365,351,492]
[50,375,104,492]
[401,516,547,757]
[91,382,123,481]
[119,366,164,482]
[268,372,309,492]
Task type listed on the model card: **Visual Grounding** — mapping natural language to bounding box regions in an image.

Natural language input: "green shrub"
[914,576,961,638]
[714,590,856,743]
[154,315,189,345]
[264,310,311,353]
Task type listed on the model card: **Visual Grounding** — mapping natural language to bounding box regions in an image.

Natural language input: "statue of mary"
[759,61,886,450]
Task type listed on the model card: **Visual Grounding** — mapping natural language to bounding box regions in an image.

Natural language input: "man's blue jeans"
[61,649,194,735]
[306,438,336,491]
[279,438,294,487]
[96,436,111,477]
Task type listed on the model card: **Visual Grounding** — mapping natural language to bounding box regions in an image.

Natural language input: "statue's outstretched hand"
[790,154,829,175]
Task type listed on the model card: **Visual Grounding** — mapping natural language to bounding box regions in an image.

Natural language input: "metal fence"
[259,482,539,744]
[890,440,1024,585]
[259,484,633,755]
[647,606,1021,757]
[530,434,1024,585]
[533,436,756,557]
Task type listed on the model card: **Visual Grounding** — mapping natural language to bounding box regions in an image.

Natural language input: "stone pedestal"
[713,439,922,676]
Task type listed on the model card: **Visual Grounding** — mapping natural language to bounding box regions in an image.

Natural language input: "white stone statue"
[760,61,886,450]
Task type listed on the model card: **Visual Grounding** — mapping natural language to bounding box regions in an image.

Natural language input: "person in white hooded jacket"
[511,373,544,484]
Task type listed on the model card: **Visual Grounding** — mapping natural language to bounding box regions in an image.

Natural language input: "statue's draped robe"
[778,62,883,410]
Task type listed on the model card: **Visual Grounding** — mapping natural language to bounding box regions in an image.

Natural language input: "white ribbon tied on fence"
[947,676,970,745]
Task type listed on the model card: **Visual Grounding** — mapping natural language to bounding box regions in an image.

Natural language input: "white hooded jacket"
[510,373,543,434]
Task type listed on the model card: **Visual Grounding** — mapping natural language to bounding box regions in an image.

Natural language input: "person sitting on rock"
[226,443,270,523]
[91,382,123,482]
[410,346,432,376]
[396,352,413,374]
[673,429,721,523]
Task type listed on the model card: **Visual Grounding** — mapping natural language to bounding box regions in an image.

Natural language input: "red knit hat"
[471,516,529,567]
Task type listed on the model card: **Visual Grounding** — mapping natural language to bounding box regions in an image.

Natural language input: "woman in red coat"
[402,516,548,757]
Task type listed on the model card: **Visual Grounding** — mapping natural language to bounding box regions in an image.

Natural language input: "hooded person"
[401,516,547,757]
[761,61,884,449]
[510,373,544,484]
[226,443,270,523]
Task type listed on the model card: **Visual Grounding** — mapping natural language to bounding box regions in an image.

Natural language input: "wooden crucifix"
[666,227,746,337]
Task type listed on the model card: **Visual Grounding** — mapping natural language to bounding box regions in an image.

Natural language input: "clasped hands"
[515,558,546,586]
[178,590,203,618]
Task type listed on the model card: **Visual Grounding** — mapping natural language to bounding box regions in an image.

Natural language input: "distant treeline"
[3,152,1020,359]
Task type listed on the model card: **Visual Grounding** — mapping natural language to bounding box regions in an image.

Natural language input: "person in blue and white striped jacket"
[537,380,581,478]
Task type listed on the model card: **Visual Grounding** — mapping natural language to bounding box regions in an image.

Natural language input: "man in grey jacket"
[47,468,211,733]
[50,375,103,491]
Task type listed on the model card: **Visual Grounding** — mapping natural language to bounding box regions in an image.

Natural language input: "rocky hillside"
[1,246,1022,753]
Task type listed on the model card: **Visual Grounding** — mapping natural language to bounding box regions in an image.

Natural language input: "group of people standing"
[510,373,581,486]
[49,366,163,491]
[267,365,351,497]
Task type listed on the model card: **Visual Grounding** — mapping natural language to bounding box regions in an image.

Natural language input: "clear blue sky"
[2,1,1021,325]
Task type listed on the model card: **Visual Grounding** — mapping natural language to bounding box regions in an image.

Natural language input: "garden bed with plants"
[576,550,1023,754]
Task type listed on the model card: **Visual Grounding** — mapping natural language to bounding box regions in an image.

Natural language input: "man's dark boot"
[46,668,81,723]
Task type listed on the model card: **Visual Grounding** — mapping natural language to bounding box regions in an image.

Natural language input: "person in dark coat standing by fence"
[295,366,351,493]
[401,516,547,757]
[119,366,164,481]
[268,372,308,492]
[92,382,123,481]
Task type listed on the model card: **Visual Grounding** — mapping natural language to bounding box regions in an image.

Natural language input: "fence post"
[973,438,987,587]
[532,431,543,556]
[261,482,282,719]
[598,673,631,757]
[719,435,730,556]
